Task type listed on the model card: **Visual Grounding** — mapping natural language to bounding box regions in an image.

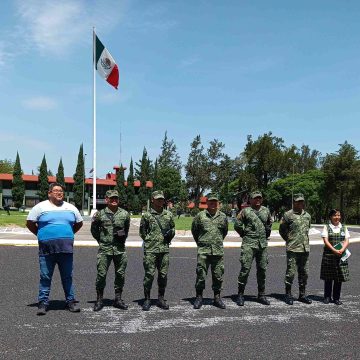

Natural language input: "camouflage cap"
[293,193,305,202]
[152,190,165,199]
[207,193,219,201]
[250,191,262,199]
[106,189,119,198]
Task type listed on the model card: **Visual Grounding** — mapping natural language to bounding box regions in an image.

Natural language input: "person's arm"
[73,221,83,234]
[168,213,176,240]
[322,236,341,256]
[222,216,228,239]
[279,216,288,241]
[191,215,200,244]
[339,226,350,254]
[234,211,245,238]
[124,213,130,237]
[90,213,101,242]
[26,220,38,236]
[139,214,148,241]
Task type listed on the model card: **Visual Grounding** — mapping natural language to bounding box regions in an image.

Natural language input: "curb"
[1,238,360,248]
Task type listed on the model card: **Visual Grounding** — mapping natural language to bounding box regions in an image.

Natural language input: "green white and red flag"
[95,35,119,89]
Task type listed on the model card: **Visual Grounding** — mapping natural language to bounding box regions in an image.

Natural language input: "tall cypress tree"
[38,155,49,201]
[126,159,137,213]
[73,144,85,210]
[136,147,152,209]
[12,152,25,208]
[115,164,127,209]
[56,158,65,188]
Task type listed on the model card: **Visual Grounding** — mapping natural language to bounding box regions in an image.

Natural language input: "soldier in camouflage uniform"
[139,190,175,311]
[279,193,312,305]
[234,191,272,306]
[91,190,130,311]
[191,194,228,309]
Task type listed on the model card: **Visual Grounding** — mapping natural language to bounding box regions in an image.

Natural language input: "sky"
[1,0,360,178]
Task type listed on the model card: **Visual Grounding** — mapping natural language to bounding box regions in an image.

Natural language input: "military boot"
[285,284,294,305]
[114,290,128,310]
[93,290,104,312]
[157,288,169,310]
[298,285,312,304]
[236,285,245,306]
[213,292,226,309]
[142,289,151,311]
[193,291,203,309]
[258,294,270,305]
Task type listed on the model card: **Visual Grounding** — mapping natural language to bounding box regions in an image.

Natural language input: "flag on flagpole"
[95,34,119,89]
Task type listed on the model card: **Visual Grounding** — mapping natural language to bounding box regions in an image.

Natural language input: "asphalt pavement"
[0,242,359,359]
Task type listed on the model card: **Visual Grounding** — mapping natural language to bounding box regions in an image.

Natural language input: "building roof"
[0,173,153,187]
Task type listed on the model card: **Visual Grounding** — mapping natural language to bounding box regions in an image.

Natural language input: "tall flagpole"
[92,27,97,214]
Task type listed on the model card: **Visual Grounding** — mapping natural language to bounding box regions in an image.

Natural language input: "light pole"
[82,153,87,215]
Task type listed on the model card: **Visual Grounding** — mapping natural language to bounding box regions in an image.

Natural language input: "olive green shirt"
[90,207,130,255]
[191,210,228,256]
[279,209,311,252]
[139,208,175,254]
[234,206,272,249]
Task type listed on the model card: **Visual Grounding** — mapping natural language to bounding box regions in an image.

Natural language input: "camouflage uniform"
[139,207,175,292]
[91,205,130,292]
[191,209,228,293]
[279,209,311,287]
[234,204,272,295]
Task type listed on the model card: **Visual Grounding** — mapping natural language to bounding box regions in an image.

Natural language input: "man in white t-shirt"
[26,183,83,315]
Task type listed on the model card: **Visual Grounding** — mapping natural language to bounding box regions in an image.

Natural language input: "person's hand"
[332,249,342,256]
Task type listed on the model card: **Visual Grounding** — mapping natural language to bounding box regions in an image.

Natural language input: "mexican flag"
[95,35,119,89]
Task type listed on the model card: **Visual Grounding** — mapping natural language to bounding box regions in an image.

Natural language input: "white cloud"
[180,55,200,68]
[0,131,52,150]
[14,0,126,57]
[22,96,58,110]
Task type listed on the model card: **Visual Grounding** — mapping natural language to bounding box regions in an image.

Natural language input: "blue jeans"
[38,253,75,305]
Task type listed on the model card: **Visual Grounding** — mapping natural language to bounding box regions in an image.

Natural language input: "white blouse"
[321,222,350,239]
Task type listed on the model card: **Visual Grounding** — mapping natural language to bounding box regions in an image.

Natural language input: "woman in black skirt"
[320,209,350,305]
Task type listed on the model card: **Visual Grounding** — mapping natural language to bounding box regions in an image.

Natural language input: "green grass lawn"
[0,211,28,227]
[173,216,280,231]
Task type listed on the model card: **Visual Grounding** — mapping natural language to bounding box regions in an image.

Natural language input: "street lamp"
[82,153,87,215]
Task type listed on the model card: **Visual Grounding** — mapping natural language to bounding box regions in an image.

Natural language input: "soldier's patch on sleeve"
[92,211,99,222]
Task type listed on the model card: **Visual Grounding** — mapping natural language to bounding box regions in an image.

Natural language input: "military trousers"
[96,252,128,291]
[143,252,169,291]
[195,254,224,293]
[238,245,268,294]
[284,251,309,287]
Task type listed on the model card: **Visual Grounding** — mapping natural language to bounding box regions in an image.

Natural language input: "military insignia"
[341,231,345,236]
[101,57,112,70]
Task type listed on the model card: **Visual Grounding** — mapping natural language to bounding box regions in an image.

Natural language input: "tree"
[115,165,127,208]
[136,147,152,210]
[265,169,326,222]
[38,155,49,201]
[158,131,182,172]
[56,158,65,188]
[243,132,286,189]
[73,144,85,210]
[152,158,159,190]
[0,159,14,173]
[126,159,137,213]
[12,152,25,208]
[322,142,360,221]
[185,135,210,205]
[156,167,182,201]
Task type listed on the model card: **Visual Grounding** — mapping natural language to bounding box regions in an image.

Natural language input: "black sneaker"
[66,301,80,312]
[323,297,331,304]
[37,302,47,316]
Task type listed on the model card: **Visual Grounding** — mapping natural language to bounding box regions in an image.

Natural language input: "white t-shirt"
[321,222,350,239]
